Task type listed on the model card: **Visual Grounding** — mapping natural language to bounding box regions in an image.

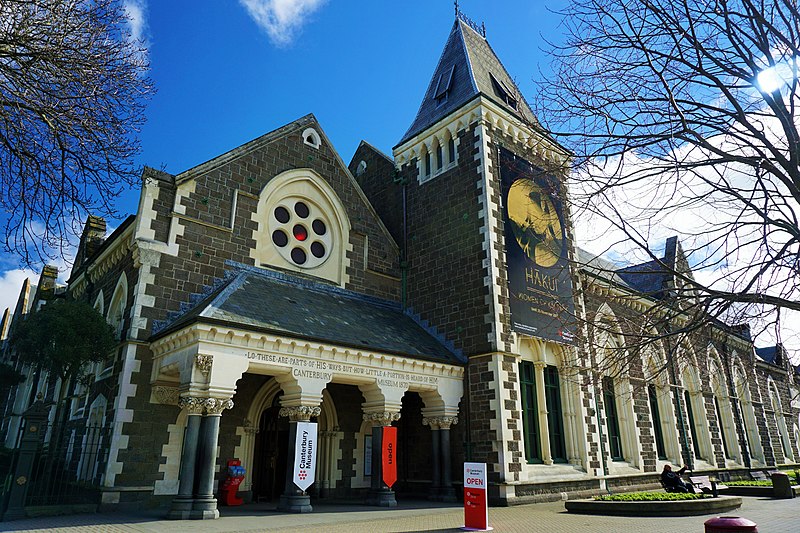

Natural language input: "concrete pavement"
[1,495,798,532]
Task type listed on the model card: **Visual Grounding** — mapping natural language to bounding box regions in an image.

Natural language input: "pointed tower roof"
[398,17,536,146]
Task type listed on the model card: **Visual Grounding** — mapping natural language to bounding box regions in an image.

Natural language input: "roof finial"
[454,3,486,38]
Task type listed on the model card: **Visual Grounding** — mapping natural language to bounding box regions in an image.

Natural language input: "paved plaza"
[1,496,798,533]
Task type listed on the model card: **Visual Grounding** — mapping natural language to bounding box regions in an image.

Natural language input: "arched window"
[302,127,321,149]
[733,364,765,465]
[708,350,740,465]
[107,275,128,341]
[424,150,431,178]
[518,339,586,470]
[682,364,714,465]
[593,311,643,471]
[769,380,794,463]
[448,135,456,164]
[100,276,127,376]
[644,349,682,465]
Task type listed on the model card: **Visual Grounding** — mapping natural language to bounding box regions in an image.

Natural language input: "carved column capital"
[363,412,401,426]
[203,397,234,416]
[437,416,459,430]
[423,416,459,430]
[195,354,213,378]
[178,395,205,415]
[422,417,441,430]
[279,405,321,422]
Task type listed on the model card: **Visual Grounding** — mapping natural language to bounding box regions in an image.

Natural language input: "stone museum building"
[1,13,799,519]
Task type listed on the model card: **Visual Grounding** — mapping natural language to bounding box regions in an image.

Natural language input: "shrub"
[726,480,772,487]
[595,491,706,501]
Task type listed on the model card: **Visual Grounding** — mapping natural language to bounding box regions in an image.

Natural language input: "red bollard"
[704,516,757,533]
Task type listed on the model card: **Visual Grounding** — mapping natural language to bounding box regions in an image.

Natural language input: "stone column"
[423,417,441,500]
[534,361,553,465]
[167,396,205,520]
[191,397,233,520]
[364,412,401,507]
[278,405,321,513]
[438,416,459,502]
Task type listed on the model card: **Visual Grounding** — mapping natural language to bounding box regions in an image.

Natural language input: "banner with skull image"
[499,147,575,344]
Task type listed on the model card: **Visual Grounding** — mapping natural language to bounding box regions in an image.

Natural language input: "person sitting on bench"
[661,464,695,493]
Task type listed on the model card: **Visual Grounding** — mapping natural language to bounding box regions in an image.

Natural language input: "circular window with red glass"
[269,198,332,268]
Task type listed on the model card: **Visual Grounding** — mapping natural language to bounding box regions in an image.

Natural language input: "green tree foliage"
[0,361,25,388]
[11,299,116,384]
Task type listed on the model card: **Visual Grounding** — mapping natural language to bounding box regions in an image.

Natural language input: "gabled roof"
[398,18,536,146]
[152,266,463,365]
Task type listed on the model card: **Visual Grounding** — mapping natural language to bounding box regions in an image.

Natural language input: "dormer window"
[434,65,455,106]
[490,72,517,111]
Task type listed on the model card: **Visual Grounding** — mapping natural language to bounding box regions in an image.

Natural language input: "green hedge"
[726,480,773,487]
[595,491,706,501]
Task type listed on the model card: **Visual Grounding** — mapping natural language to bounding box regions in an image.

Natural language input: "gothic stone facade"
[1,18,799,516]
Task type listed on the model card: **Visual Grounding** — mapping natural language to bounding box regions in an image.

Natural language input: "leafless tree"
[0,0,153,265]
[534,0,800,363]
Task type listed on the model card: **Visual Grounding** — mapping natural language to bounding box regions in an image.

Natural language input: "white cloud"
[0,268,37,318]
[123,0,150,58]
[570,110,800,363]
[239,0,326,46]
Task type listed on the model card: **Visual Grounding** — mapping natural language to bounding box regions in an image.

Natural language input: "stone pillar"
[364,412,401,507]
[438,416,459,502]
[278,405,321,513]
[167,396,205,520]
[534,361,553,465]
[423,417,441,500]
[191,397,233,520]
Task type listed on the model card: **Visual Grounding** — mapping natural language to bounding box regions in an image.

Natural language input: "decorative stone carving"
[152,386,179,405]
[279,406,321,421]
[363,412,401,426]
[242,418,259,435]
[203,397,234,416]
[178,396,205,415]
[423,416,459,430]
[195,354,213,378]
[437,416,458,430]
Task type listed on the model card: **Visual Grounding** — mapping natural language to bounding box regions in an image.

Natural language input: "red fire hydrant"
[704,516,758,533]
[219,459,246,506]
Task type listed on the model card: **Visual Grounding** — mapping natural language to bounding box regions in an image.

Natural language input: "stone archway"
[241,377,340,502]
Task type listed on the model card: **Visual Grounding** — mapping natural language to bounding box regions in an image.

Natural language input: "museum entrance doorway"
[252,394,288,502]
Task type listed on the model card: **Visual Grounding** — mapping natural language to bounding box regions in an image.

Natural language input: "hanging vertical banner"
[462,462,490,531]
[293,421,318,492]
[499,146,575,344]
[381,426,397,488]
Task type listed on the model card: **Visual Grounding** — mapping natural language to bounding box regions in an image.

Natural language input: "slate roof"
[755,345,788,367]
[153,267,463,365]
[398,19,536,146]
[616,259,670,298]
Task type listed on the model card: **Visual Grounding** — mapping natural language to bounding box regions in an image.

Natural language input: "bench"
[689,475,728,494]
[750,471,768,481]
[659,476,703,494]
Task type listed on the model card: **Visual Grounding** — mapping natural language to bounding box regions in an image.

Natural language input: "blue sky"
[1,0,569,312]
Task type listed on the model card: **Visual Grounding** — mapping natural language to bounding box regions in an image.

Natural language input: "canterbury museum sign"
[293,422,318,491]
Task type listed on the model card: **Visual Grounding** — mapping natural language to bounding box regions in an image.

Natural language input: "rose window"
[269,198,331,268]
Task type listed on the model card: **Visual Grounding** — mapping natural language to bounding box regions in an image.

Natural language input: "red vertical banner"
[462,462,490,531]
[381,426,397,488]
